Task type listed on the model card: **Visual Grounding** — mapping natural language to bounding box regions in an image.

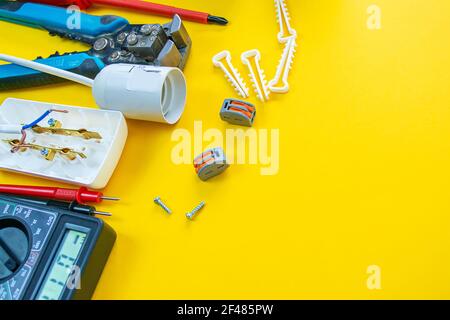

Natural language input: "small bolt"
[186,202,205,220]
[110,51,121,61]
[154,196,172,214]
[40,148,49,156]
[117,32,128,43]
[127,33,138,45]
[93,38,108,51]
[140,24,152,35]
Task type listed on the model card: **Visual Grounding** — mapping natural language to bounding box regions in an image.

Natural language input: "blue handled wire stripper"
[0,1,191,91]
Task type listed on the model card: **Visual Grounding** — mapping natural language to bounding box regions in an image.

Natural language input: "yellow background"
[1,0,450,299]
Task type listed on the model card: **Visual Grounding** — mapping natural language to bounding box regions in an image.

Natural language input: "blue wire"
[22,110,52,130]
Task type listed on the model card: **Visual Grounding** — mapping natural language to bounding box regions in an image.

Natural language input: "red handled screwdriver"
[24,0,228,25]
[0,184,119,204]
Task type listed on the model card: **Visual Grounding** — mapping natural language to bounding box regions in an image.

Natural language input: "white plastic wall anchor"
[212,50,249,98]
[241,50,270,102]
[268,36,297,93]
[275,0,297,43]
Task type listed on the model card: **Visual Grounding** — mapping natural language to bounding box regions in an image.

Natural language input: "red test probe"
[0,184,119,204]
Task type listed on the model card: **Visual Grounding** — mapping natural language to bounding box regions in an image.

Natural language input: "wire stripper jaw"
[89,15,191,69]
[194,148,230,181]
[57,14,191,70]
[220,99,256,127]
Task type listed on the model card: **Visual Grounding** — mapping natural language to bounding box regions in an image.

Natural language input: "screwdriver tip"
[101,196,120,201]
[207,15,228,25]
[93,211,112,217]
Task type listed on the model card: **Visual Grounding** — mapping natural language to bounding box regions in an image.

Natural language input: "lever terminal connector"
[220,99,256,127]
[193,147,229,181]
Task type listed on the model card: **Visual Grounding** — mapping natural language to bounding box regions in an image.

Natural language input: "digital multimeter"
[0,196,116,300]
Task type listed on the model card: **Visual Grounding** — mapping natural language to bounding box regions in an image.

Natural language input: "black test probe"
[1,195,112,217]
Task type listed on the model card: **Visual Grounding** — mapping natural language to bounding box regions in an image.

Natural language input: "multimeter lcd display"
[36,230,87,300]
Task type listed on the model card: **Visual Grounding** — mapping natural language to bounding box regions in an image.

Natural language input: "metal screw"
[186,202,205,220]
[110,51,121,61]
[127,33,138,45]
[93,38,108,51]
[117,32,128,43]
[47,118,56,127]
[140,24,152,35]
[154,197,172,214]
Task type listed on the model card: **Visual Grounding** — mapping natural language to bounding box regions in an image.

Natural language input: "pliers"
[0,1,191,91]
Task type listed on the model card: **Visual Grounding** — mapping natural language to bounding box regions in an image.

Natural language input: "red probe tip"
[101,196,120,201]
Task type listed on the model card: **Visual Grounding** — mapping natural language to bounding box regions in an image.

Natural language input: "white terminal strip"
[213,50,249,98]
[241,50,270,102]
[0,98,127,189]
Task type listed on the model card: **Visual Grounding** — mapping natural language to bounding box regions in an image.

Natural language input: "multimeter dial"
[0,219,30,281]
[0,202,57,300]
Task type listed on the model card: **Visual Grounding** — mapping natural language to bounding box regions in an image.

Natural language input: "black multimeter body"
[0,196,116,300]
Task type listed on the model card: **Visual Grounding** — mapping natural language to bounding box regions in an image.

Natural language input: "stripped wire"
[21,109,68,130]
[11,129,27,153]
[10,109,68,153]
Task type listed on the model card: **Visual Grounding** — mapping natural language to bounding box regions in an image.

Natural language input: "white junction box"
[0,98,128,189]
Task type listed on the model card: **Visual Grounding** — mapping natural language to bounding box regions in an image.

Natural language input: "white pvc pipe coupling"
[93,64,187,124]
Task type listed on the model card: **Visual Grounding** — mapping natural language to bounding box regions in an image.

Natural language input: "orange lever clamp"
[193,147,229,181]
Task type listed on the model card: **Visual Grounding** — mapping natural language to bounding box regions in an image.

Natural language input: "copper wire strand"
[11,108,68,153]
[10,129,27,153]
